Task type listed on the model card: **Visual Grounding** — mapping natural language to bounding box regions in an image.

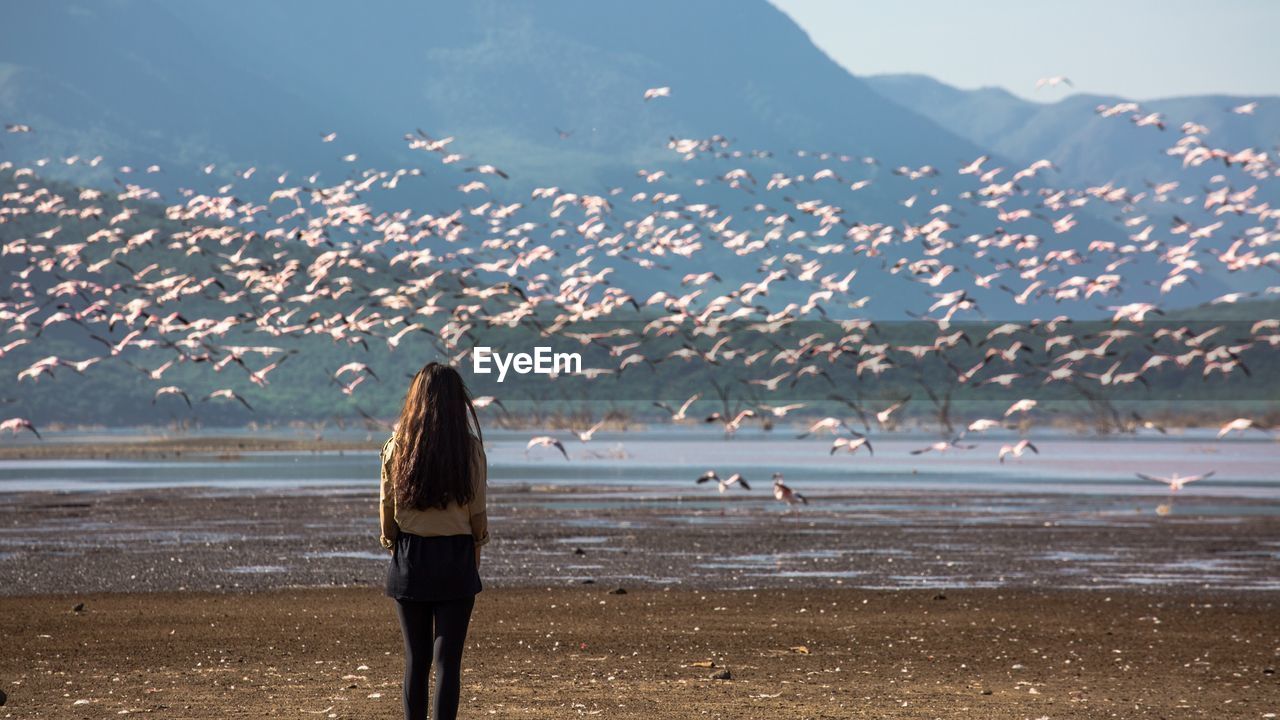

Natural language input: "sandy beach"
[2,438,1278,717]
[2,586,1277,719]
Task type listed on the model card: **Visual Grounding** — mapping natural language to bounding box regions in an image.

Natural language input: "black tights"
[395,595,475,720]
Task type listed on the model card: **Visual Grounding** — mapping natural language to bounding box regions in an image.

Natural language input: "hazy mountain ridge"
[864,72,1280,191]
[1,1,997,193]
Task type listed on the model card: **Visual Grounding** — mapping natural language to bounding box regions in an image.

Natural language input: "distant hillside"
[1,0,1162,319]
[0,1,993,196]
[865,73,1280,192]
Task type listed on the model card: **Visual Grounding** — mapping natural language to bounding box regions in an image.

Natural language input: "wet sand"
[2,439,1277,716]
[3,484,1279,594]
[2,586,1277,718]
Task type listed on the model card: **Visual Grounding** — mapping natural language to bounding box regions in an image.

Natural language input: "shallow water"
[1,429,1276,505]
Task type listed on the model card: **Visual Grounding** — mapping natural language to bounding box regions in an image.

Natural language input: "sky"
[771,0,1280,102]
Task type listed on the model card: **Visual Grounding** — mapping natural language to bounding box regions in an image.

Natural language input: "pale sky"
[771,0,1280,102]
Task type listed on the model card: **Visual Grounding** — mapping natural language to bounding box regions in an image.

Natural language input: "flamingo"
[997,439,1039,463]
[829,436,873,456]
[464,164,509,180]
[797,417,855,439]
[0,417,41,439]
[653,393,700,421]
[758,403,806,418]
[696,470,749,493]
[1004,399,1037,416]
[203,389,254,411]
[472,396,507,413]
[875,396,910,426]
[526,436,569,460]
[574,419,607,443]
[772,473,807,506]
[909,437,977,455]
[1217,418,1268,438]
[153,386,192,408]
[1136,470,1215,493]
[333,362,379,382]
[1035,76,1073,90]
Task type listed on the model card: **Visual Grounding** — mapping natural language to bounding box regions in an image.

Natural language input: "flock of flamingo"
[1,82,1276,503]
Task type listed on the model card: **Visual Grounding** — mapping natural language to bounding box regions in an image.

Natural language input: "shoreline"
[3,586,1276,718]
[0,425,1274,461]
[0,436,379,460]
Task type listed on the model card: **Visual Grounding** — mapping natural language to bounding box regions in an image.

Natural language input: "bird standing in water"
[772,472,808,506]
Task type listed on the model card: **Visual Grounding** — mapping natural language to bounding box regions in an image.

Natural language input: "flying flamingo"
[1035,76,1073,90]
[0,417,41,439]
[997,439,1039,463]
[472,396,507,413]
[203,389,254,411]
[653,393,700,421]
[1136,470,1215,493]
[830,436,873,456]
[153,386,192,408]
[574,419,607,443]
[1217,418,1268,438]
[526,436,569,460]
[875,396,910,426]
[797,416,856,438]
[910,437,977,455]
[696,470,750,493]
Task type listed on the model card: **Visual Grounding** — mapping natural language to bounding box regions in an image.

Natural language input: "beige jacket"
[378,432,489,549]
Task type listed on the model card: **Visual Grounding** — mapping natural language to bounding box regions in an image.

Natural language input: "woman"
[379,362,489,720]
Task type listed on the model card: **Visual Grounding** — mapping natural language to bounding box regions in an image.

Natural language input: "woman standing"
[379,362,489,720]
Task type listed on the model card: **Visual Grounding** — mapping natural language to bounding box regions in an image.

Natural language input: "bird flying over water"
[526,435,569,460]
[696,470,749,493]
[1136,470,1214,493]
[997,439,1038,463]
[0,417,41,439]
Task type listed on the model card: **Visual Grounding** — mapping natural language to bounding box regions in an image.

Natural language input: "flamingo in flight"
[1136,470,1215,493]
[696,470,749,493]
[526,435,569,460]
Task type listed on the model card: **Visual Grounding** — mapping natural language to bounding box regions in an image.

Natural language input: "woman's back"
[380,432,489,546]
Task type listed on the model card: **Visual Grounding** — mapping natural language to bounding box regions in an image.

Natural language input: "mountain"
[0,1,993,196]
[864,73,1280,192]
[0,0,1259,320]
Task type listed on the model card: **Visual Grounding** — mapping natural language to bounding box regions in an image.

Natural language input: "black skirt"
[384,532,483,602]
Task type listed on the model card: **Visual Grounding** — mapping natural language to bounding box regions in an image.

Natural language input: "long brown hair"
[391,362,483,510]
